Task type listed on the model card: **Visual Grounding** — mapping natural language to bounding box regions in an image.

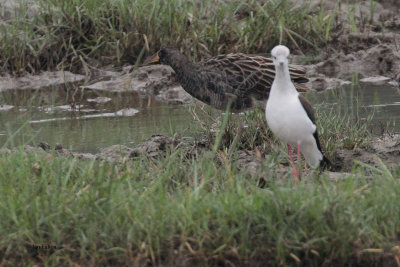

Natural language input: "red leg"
[297,143,301,161]
[296,143,301,182]
[287,144,299,184]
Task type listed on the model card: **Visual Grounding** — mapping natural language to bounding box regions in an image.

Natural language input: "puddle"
[0,80,399,153]
[0,87,200,153]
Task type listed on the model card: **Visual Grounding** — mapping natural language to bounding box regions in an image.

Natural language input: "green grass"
[0,144,399,266]
[0,0,333,73]
[317,106,373,156]
[1,101,398,266]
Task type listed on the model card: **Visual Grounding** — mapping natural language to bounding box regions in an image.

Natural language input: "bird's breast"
[266,94,316,145]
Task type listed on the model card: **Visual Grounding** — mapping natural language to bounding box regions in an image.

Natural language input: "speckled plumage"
[145,47,309,112]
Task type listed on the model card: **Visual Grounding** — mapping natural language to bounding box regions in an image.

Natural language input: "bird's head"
[143,47,182,66]
[271,45,290,71]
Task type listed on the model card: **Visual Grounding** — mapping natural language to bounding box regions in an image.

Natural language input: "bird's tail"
[320,155,332,171]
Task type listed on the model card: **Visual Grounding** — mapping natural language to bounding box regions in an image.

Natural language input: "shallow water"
[0,87,200,153]
[307,82,400,134]
[0,81,399,153]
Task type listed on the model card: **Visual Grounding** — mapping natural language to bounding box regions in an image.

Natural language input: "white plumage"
[266,45,326,172]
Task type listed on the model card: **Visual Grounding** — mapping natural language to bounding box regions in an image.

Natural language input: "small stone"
[100,145,133,160]
[38,142,51,151]
[55,143,63,150]
[0,105,14,111]
[87,97,112,103]
[130,134,175,158]
[115,108,139,116]
[359,76,391,85]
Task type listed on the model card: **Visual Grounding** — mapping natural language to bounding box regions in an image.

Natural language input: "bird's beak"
[143,51,160,65]
[279,62,284,68]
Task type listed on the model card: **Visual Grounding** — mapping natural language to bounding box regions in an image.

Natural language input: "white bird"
[265,45,330,182]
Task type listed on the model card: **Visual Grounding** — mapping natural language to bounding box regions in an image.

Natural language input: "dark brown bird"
[143,47,309,112]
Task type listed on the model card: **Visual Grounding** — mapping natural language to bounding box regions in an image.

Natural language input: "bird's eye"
[273,56,276,60]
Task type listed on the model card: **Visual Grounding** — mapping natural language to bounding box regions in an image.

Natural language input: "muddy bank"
[303,0,400,88]
[82,65,193,104]
[0,71,85,91]
[2,133,398,179]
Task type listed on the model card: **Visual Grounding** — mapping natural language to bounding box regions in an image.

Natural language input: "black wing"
[298,95,316,124]
[298,95,332,169]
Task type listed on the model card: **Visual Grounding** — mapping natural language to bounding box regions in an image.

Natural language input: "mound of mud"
[82,65,193,104]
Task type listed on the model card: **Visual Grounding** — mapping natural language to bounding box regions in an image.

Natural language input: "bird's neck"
[271,66,297,95]
[275,66,291,84]
[167,56,197,82]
